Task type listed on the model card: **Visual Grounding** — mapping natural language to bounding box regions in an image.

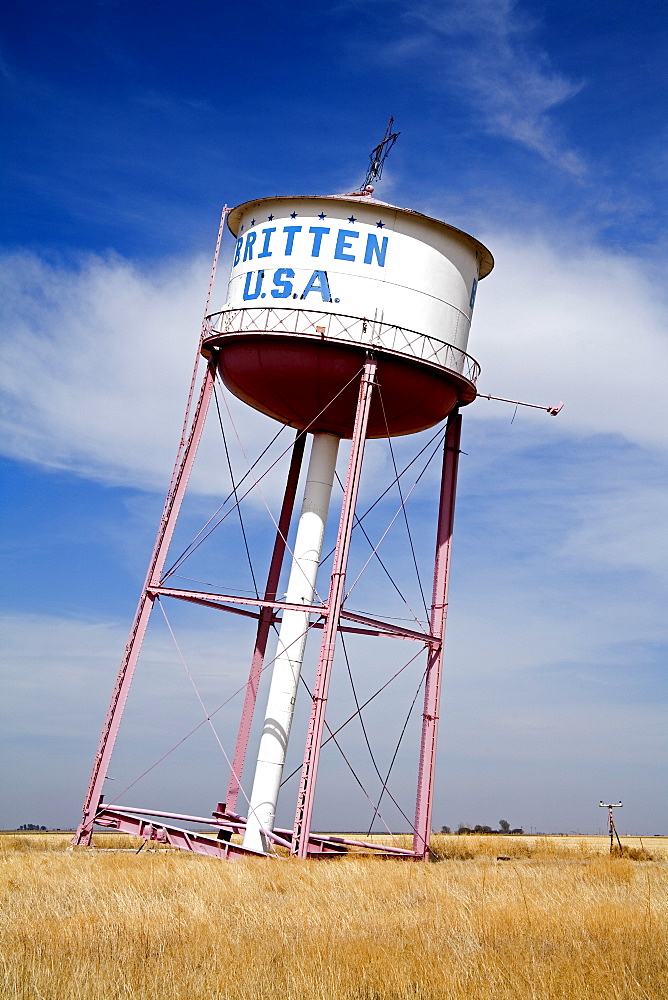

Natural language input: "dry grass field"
[1,832,666,1000]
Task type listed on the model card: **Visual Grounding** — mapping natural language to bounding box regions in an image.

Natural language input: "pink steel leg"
[166,207,227,501]
[72,360,217,845]
[225,431,306,813]
[292,357,377,858]
[413,409,462,859]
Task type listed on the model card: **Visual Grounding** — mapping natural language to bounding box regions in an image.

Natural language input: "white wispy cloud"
[2,232,667,490]
[387,0,585,172]
[0,250,286,497]
[2,232,668,596]
[469,228,668,449]
[0,251,204,486]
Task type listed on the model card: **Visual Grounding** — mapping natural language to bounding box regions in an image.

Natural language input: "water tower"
[73,135,495,860]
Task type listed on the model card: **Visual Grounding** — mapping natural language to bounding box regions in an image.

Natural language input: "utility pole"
[599,801,623,855]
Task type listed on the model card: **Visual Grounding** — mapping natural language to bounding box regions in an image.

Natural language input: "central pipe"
[242,431,340,853]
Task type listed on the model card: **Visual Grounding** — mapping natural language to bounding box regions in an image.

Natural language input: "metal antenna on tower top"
[360,116,401,192]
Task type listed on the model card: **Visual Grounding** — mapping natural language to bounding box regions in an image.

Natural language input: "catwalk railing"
[205,307,480,384]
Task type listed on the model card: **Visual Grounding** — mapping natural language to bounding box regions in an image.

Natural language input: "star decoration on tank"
[348,216,357,223]
[290,212,298,219]
[318,212,327,220]
[376,220,385,228]
[250,218,256,226]
[267,214,274,221]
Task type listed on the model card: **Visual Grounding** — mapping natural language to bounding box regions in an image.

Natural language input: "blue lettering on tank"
[271,268,294,298]
[243,231,257,262]
[469,278,478,310]
[233,237,243,267]
[243,270,264,300]
[301,270,332,301]
[334,229,359,261]
[309,227,330,257]
[258,228,276,258]
[363,234,388,267]
[282,226,301,255]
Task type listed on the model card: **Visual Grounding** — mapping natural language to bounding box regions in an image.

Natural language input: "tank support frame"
[73,339,462,859]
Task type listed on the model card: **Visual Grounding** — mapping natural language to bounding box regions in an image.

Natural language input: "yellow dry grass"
[1,833,666,999]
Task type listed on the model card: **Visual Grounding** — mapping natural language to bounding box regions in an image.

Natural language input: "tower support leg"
[292,357,377,858]
[413,409,462,859]
[225,431,306,814]
[72,359,216,845]
[242,432,341,853]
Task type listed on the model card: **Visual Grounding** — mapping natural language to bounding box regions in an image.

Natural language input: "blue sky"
[2,0,667,836]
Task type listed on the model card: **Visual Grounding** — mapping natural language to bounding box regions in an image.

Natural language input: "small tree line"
[17,824,48,831]
[440,819,524,835]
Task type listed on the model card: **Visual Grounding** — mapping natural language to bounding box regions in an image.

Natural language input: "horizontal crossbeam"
[152,586,438,644]
[151,585,326,618]
[339,609,437,645]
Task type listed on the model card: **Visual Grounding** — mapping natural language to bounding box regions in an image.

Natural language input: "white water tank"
[204,193,493,438]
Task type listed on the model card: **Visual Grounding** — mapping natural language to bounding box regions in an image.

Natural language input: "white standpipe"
[243,432,340,853]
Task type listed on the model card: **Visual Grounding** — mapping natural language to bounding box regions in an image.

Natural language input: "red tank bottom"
[204,334,475,439]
